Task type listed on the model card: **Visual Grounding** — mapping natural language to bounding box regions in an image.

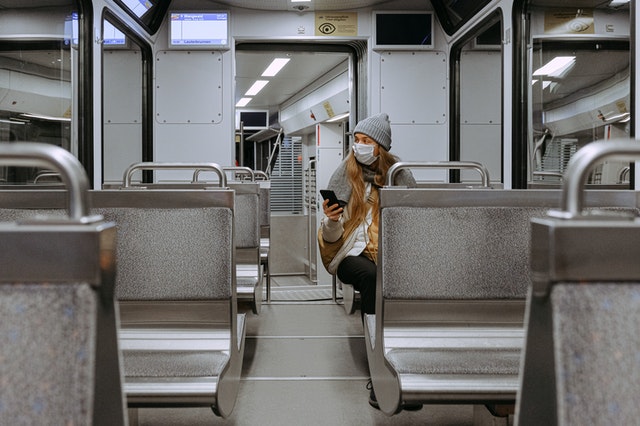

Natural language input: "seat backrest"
[518,208,640,426]
[0,189,236,302]
[91,189,235,302]
[228,182,260,250]
[552,283,640,424]
[378,188,639,303]
[0,143,124,425]
[381,205,546,300]
[259,181,271,229]
[0,215,125,426]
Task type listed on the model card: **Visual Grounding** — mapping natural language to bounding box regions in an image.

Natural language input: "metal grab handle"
[0,142,92,221]
[193,166,254,182]
[533,171,564,179]
[550,140,640,219]
[387,161,491,187]
[222,166,256,182]
[254,170,269,180]
[222,166,255,182]
[122,162,227,188]
[33,170,62,183]
[618,166,631,184]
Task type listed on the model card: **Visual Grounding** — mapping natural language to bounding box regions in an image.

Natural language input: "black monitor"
[373,12,434,50]
[237,110,268,130]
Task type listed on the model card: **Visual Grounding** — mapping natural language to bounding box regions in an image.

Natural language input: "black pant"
[337,254,376,321]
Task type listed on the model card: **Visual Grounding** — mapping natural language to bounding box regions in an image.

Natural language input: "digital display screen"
[169,12,229,49]
[239,111,268,128]
[122,0,152,18]
[64,12,79,46]
[104,21,127,46]
[374,12,434,50]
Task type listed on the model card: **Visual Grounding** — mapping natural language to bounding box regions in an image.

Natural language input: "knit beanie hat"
[353,113,392,151]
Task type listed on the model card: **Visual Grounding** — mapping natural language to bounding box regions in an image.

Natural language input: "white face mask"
[352,143,378,165]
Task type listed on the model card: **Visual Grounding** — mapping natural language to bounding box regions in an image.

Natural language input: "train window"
[431,0,493,36]
[451,14,503,185]
[101,12,152,185]
[113,0,170,35]
[0,1,81,184]
[103,20,128,49]
[473,21,501,50]
[524,3,631,188]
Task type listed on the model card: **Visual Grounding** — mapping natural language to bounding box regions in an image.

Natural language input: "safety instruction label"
[544,9,594,34]
[315,12,357,36]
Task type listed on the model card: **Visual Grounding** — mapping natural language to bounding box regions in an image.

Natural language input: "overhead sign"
[315,12,357,37]
[544,9,594,35]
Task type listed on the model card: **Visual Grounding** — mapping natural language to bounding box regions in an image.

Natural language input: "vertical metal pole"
[239,121,244,166]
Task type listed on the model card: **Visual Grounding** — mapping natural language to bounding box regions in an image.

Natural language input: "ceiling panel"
[204,0,392,12]
[0,0,72,8]
[235,50,348,110]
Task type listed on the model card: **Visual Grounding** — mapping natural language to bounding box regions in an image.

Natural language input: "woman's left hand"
[322,199,343,222]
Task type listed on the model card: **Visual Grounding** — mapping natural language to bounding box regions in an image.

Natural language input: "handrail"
[122,162,227,188]
[0,142,93,221]
[618,166,631,184]
[549,139,639,219]
[387,161,491,187]
[532,171,564,180]
[265,128,284,178]
[33,170,62,183]
[306,159,317,285]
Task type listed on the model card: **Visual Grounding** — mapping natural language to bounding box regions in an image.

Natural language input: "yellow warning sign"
[544,9,594,35]
[315,12,357,37]
[323,101,335,118]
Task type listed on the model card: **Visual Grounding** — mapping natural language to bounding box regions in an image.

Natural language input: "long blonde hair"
[344,146,398,227]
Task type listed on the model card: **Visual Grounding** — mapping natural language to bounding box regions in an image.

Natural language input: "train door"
[101,11,153,186]
[450,14,504,186]
[234,44,354,280]
[431,0,503,186]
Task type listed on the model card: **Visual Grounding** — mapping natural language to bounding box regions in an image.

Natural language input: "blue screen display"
[170,12,229,47]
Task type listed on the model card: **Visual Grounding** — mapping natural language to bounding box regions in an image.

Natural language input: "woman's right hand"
[322,199,343,222]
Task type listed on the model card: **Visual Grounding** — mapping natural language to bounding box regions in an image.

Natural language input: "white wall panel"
[460,124,501,184]
[103,50,142,124]
[379,51,447,125]
[155,50,223,124]
[390,124,447,182]
[103,125,142,183]
[460,50,501,125]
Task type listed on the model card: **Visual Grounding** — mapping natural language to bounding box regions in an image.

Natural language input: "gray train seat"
[0,183,245,420]
[228,181,264,314]
[364,180,638,419]
[258,178,271,302]
[517,140,640,426]
[0,143,126,426]
[338,161,492,316]
[91,188,245,419]
[117,162,264,315]
[199,166,264,314]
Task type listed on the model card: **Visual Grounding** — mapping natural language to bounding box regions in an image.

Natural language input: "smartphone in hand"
[320,189,346,208]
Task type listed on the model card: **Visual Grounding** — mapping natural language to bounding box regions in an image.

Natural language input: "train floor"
[132,275,515,425]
